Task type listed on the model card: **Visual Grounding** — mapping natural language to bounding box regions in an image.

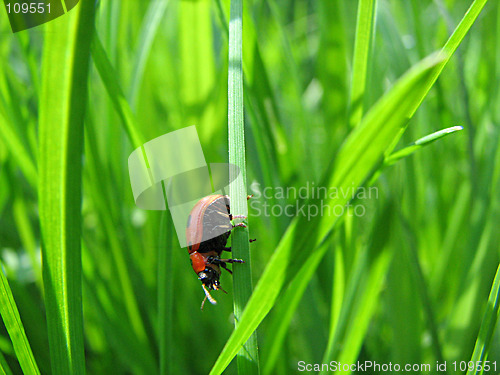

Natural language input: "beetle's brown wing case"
[186,195,232,253]
[200,196,232,245]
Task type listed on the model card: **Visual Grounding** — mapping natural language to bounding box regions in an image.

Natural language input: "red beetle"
[186,194,250,309]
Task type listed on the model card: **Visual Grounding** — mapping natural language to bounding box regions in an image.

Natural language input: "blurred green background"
[0,0,499,374]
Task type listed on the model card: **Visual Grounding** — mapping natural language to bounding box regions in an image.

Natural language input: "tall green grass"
[39,2,95,374]
[0,0,498,374]
[227,0,259,374]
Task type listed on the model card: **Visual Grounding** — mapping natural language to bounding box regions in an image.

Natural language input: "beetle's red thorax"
[189,250,221,274]
[189,252,206,274]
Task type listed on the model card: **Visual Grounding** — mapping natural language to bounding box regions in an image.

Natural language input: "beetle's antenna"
[201,296,207,310]
[201,284,217,309]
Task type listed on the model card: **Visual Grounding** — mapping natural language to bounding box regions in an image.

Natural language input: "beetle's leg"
[220,262,233,274]
[219,258,245,264]
[249,238,256,243]
[207,256,244,265]
[219,259,244,274]
[232,222,247,229]
[229,214,247,221]
[247,194,253,200]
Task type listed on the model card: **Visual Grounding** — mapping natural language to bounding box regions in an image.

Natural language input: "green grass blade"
[0,349,13,375]
[0,261,40,375]
[317,52,443,243]
[320,204,393,373]
[83,117,150,347]
[158,212,174,375]
[381,0,489,160]
[349,0,377,128]
[228,0,259,373]
[467,263,500,375]
[0,64,37,187]
[81,268,157,374]
[384,126,464,166]
[178,0,217,139]
[128,0,170,108]
[407,0,489,118]
[397,214,445,364]
[214,0,286,201]
[317,0,349,129]
[327,251,393,373]
[369,124,463,188]
[0,113,37,187]
[91,33,144,149]
[262,241,330,375]
[13,193,42,288]
[211,0,490,359]
[321,0,488,241]
[39,2,96,374]
[210,52,443,375]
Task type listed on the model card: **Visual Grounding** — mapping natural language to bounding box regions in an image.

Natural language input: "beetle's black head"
[198,267,221,290]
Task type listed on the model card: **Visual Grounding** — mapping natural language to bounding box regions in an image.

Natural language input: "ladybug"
[186,194,251,309]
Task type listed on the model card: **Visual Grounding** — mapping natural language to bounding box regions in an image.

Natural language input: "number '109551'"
[452,361,496,372]
[6,2,51,14]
